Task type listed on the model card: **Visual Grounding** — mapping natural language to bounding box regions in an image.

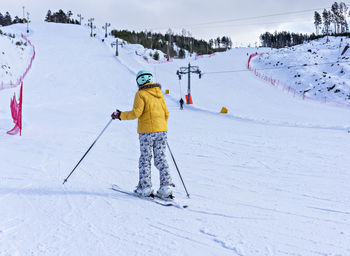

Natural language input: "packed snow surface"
[0,23,350,256]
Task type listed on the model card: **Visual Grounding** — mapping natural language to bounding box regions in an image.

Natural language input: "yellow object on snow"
[220,107,228,114]
[165,89,170,94]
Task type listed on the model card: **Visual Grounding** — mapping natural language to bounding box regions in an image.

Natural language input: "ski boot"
[134,186,154,197]
[157,185,173,199]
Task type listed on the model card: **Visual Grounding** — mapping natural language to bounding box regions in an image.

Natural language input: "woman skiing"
[111,70,174,199]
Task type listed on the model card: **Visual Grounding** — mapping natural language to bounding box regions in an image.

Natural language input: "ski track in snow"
[0,22,349,255]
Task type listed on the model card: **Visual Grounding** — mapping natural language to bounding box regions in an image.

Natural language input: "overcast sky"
[0,0,342,45]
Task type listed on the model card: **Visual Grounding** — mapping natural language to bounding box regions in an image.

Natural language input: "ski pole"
[63,119,113,184]
[166,141,190,198]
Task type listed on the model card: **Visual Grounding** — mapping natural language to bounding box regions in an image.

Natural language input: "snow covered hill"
[250,36,350,106]
[0,22,350,256]
[0,30,31,83]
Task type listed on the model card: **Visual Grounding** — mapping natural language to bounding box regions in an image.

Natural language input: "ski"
[110,184,188,208]
[154,194,188,209]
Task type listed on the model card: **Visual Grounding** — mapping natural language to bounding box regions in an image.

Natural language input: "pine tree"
[221,36,227,49]
[4,12,12,26]
[45,10,52,22]
[0,13,4,26]
[153,51,159,60]
[178,48,185,58]
[209,39,214,49]
[339,2,349,33]
[227,37,232,49]
[314,11,322,35]
[12,16,22,24]
[331,2,340,33]
[216,37,221,48]
[322,9,331,34]
[57,9,66,23]
[67,11,73,22]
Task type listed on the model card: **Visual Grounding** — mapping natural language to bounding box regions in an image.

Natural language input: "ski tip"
[111,184,120,189]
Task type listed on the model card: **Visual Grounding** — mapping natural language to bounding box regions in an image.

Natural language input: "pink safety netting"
[7,83,23,135]
[194,52,215,60]
[247,52,350,109]
[1,33,35,136]
[147,58,174,64]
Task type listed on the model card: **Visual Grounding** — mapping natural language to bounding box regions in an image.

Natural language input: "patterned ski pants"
[138,132,172,189]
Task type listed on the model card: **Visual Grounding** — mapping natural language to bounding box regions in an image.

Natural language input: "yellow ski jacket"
[120,83,169,134]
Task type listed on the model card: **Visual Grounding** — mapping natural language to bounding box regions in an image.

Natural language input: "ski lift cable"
[152,6,336,30]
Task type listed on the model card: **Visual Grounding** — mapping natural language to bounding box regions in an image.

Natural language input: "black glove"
[111,109,122,120]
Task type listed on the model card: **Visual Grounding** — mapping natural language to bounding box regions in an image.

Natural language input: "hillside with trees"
[44,10,79,24]
[260,1,350,48]
[111,29,232,59]
[260,32,310,48]
[0,12,25,26]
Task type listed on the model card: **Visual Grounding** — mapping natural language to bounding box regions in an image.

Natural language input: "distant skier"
[179,98,184,110]
[111,70,174,199]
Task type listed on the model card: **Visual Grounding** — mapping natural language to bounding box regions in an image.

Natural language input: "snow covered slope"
[0,31,31,83]
[0,22,350,256]
[251,36,350,106]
